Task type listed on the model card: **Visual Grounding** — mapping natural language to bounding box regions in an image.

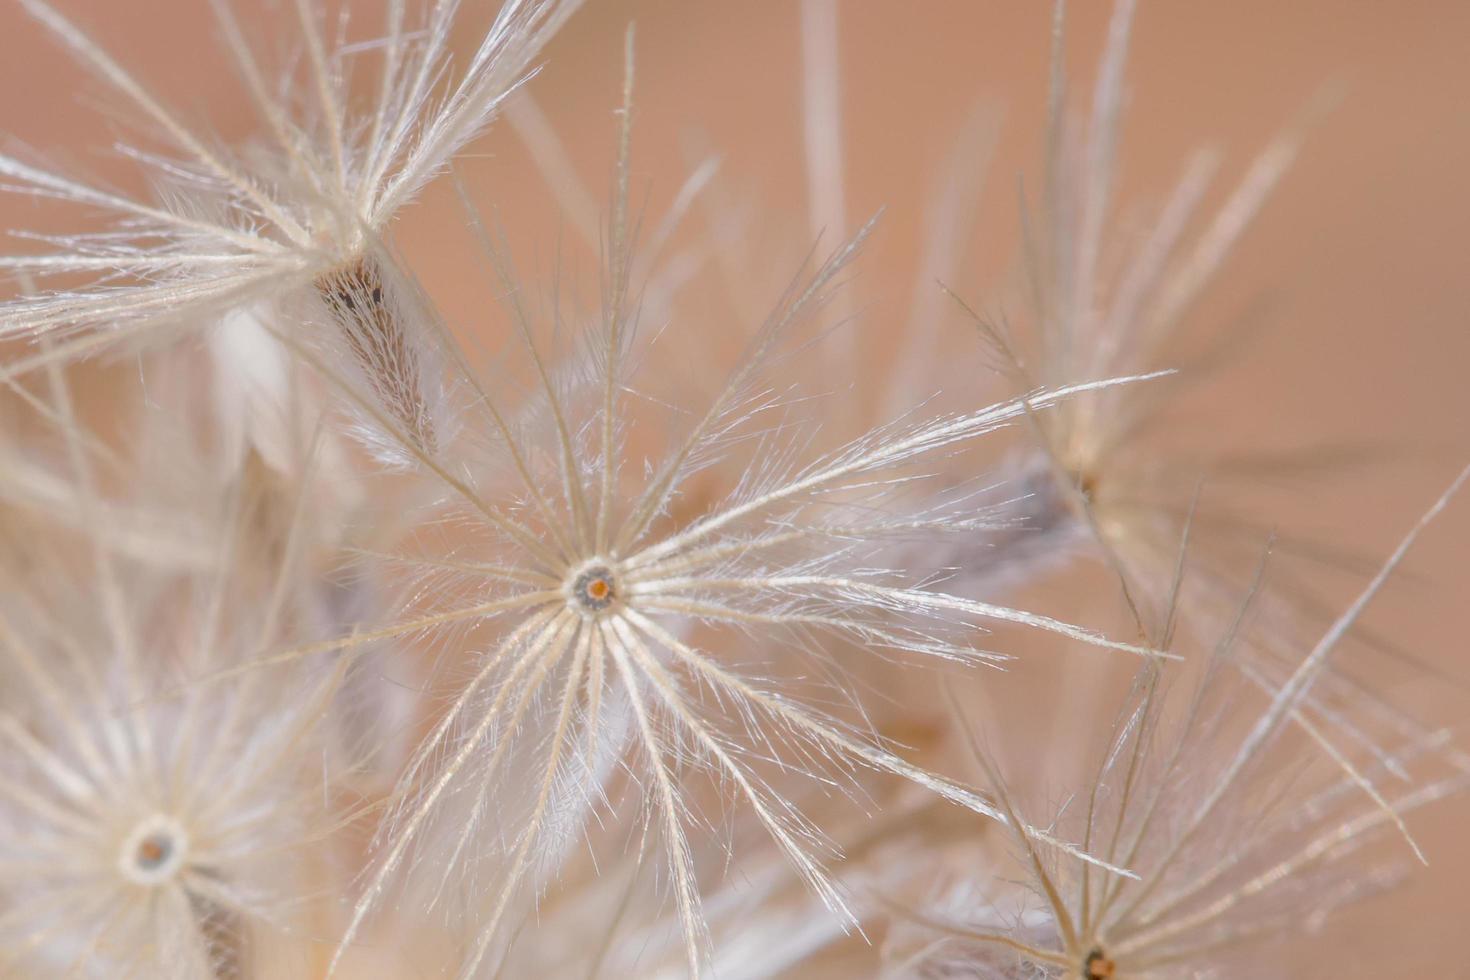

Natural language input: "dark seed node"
[573,566,618,612]
[135,833,175,871]
[1084,948,1116,979]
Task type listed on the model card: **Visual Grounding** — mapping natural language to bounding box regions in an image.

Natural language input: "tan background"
[1,0,1467,974]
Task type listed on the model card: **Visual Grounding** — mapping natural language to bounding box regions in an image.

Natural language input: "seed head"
[0,0,582,462]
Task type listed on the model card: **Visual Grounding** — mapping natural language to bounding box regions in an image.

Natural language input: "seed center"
[571,564,619,615]
[119,814,189,886]
[136,834,172,868]
[1083,948,1116,979]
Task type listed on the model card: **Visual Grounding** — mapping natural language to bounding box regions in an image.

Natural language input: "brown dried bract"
[315,255,438,458]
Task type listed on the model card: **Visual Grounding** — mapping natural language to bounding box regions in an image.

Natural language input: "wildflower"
[0,0,581,459]
[886,466,1470,978]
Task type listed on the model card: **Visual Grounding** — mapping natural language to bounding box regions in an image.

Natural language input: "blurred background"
[1,1,1466,974]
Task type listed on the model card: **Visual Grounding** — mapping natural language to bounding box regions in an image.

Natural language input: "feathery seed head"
[0,587,341,976]
[301,45,1170,973]
[1,0,582,459]
[936,0,1308,612]
[889,468,1470,978]
[0,361,354,976]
